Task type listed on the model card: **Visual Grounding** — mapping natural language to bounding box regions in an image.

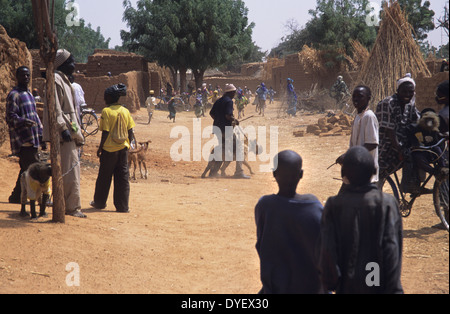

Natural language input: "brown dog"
[129,140,151,180]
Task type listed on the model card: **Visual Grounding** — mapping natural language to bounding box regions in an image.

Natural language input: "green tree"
[394,0,435,42]
[0,0,110,63]
[270,0,377,67]
[122,0,259,90]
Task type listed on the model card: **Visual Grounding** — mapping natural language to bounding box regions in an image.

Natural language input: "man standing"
[6,66,44,210]
[43,49,86,218]
[209,84,249,179]
[91,84,135,213]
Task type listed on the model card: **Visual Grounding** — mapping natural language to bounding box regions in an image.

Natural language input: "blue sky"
[73,0,449,52]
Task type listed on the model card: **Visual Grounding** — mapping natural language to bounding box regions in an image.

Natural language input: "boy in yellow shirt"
[91,84,135,213]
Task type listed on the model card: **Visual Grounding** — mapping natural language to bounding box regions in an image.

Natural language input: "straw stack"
[356,1,431,106]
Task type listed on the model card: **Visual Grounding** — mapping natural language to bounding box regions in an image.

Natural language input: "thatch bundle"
[356,1,431,106]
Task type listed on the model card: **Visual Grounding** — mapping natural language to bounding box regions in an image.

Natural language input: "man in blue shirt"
[255,150,324,293]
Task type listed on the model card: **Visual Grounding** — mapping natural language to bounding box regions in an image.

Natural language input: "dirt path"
[0,102,448,294]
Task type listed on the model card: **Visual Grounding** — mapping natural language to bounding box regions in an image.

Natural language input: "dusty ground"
[0,102,448,294]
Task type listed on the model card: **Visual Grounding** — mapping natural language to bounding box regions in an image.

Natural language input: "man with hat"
[209,83,250,179]
[375,74,420,188]
[43,49,86,218]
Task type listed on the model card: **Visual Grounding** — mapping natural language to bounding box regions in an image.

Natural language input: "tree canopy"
[0,0,110,63]
[270,0,437,63]
[121,0,263,90]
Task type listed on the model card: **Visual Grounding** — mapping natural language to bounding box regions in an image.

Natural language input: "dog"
[129,140,151,180]
[201,137,263,178]
[20,162,52,219]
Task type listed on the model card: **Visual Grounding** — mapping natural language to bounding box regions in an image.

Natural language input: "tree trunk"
[45,62,65,223]
[179,66,187,94]
[193,69,206,89]
[32,0,65,223]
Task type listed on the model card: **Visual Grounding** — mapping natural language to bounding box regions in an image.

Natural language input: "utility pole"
[31,0,65,223]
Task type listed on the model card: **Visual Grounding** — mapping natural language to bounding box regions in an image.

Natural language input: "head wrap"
[105,83,127,99]
[55,49,71,69]
[397,73,416,90]
[223,84,236,93]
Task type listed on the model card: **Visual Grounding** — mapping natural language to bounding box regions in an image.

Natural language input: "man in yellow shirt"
[91,84,135,213]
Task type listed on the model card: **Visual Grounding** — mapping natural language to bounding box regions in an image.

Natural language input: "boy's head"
[273,150,303,189]
[352,85,371,112]
[341,146,375,186]
[104,83,127,104]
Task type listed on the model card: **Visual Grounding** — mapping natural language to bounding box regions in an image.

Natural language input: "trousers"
[93,148,130,212]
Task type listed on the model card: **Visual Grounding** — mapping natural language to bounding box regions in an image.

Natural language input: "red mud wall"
[73,71,149,113]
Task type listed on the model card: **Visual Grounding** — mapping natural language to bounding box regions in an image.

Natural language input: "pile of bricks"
[293,113,353,137]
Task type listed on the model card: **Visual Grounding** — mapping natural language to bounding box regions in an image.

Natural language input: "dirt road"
[0,103,448,294]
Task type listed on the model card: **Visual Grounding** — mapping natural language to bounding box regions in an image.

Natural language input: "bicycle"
[382,138,449,232]
[80,103,99,137]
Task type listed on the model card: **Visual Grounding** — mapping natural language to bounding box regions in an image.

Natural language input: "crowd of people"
[254,75,448,294]
[4,46,449,293]
[5,49,135,218]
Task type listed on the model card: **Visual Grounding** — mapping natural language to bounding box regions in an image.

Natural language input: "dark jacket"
[318,184,404,294]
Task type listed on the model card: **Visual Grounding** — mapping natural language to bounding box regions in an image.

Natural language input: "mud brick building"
[30,49,171,113]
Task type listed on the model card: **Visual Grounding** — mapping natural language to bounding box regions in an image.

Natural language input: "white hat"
[223,84,236,93]
[397,74,416,89]
[55,49,71,68]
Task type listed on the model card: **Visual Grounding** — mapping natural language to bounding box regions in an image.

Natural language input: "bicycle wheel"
[433,176,449,232]
[383,175,412,217]
[81,112,99,136]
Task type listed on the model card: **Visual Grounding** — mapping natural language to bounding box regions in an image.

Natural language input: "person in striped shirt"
[6,66,44,210]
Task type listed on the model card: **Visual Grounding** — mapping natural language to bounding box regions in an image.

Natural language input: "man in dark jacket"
[209,84,249,179]
[318,146,404,294]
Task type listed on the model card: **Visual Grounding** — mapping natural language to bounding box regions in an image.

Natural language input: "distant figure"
[255,83,268,116]
[268,86,276,104]
[255,150,324,294]
[32,88,42,103]
[286,78,297,116]
[146,90,156,125]
[440,59,449,72]
[318,146,404,294]
[69,75,86,119]
[330,75,350,110]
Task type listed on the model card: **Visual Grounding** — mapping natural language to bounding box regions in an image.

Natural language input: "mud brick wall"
[73,71,149,113]
[86,53,148,78]
[271,53,354,97]
[415,71,449,113]
[0,25,33,147]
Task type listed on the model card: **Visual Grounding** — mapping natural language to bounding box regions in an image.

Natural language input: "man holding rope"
[208,84,250,179]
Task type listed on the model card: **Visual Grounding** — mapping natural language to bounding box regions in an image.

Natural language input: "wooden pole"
[32,0,65,223]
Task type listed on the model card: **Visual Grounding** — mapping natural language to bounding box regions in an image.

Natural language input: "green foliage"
[0,0,110,63]
[122,0,262,86]
[394,0,435,41]
[270,0,436,60]
[270,0,377,64]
